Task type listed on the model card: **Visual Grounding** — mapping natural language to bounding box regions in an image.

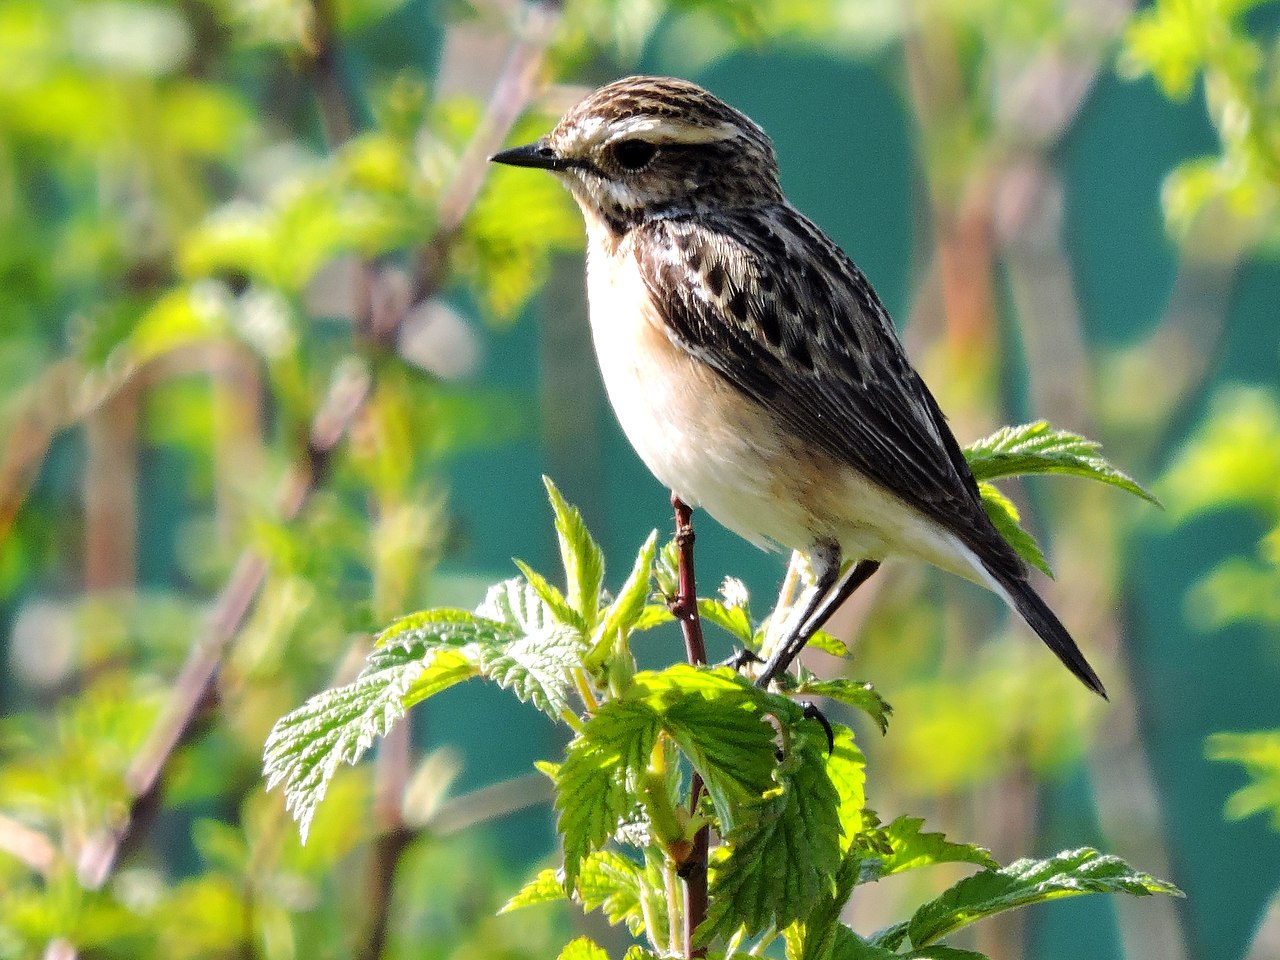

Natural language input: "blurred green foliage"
[1123,0,1280,254]
[0,0,586,955]
[1160,387,1280,832]
[1128,1,1280,841]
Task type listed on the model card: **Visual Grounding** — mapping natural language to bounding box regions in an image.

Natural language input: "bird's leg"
[755,554,882,688]
[754,542,841,688]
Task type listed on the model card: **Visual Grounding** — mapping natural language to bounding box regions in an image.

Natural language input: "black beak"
[489,141,568,171]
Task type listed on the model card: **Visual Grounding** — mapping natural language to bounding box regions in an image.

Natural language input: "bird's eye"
[612,139,657,172]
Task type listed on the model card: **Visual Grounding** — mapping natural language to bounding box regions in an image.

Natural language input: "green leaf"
[825,726,868,843]
[829,926,988,959]
[700,690,843,944]
[654,537,681,599]
[557,937,610,960]
[698,598,756,646]
[479,626,585,717]
[964,421,1159,506]
[264,610,503,840]
[590,530,658,661]
[791,678,892,734]
[636,667,780,836]
[804,629,852,658]
[513,557,586,633]
[905,848,1182,947]
[1206,730,1280,828]
[501,868,564,912]
[860,816,996,882]
[503,852,646,933]
[786,851,864,960]
[475,577,587,716]
[544,476,606,629]
[978,482,1052,578]
[632,604,676,632]
[575,851,646,934]
[556,699,661,886]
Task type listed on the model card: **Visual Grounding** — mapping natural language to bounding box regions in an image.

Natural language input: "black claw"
[801,700,835,755]
[718,647,763,672]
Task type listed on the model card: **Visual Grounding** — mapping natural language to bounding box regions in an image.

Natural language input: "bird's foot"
[717,647,763,673]
[800,700,835,755]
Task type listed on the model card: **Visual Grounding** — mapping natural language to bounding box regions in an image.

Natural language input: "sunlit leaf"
[544,477,606,630]
[263,611,496,840]
[901,849,1181,948]
[978,482,1052,578]
[964,421,1158,505]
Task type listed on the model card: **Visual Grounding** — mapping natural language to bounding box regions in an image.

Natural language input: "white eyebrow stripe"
[604,116,740,145]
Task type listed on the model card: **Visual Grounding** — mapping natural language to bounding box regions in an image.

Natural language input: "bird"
[490,75,1106,698]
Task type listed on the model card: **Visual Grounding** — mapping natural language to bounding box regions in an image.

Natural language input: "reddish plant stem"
[669,494,709,958]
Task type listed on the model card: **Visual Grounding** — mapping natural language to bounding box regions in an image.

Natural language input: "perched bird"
[491,76,1105,697]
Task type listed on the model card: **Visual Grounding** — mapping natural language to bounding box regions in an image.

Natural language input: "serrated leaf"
[636,667,780,835]
[654,537,681,599]
[265,612,506,840]
[632,604,676,631]
[905,848,1182,947]
[825,727,868,842]
[479,625,585,717]
[501,868,564,912]
[477,576,559,635]
[699,693,843,944]
[825,925,903,959]
[804,629,851,658]
[589,531,658,663]
[503,852,646,933]
[786,849,864,960]
[964,421,1159,506]
[470,578,587,715]
[697,598,755,646]
[513,558,587,632]
[576,850,646,934]
[835,937,985,960]
[557,937,610,960]
[860,817,996,883]
[978,482,1052,578]
[544,477,606,629]
[791,678,892,734]
[557,699,661,886]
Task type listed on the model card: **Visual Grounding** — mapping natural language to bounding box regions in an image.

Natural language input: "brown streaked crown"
[543,76,784,232]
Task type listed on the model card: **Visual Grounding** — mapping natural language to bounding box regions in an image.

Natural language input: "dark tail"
[985,564,1108,699]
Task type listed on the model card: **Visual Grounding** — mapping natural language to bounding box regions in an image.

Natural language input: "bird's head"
[491,76,783,233]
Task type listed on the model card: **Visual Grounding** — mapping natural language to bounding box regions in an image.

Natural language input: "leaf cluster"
[267,473,1176,958]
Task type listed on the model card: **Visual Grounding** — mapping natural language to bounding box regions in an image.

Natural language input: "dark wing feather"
[632,204,1021,581]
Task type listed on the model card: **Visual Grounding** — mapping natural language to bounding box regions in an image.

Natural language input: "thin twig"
[668,494,709,958]
[76,363,373,889]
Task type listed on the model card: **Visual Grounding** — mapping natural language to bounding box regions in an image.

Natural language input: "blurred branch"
[0,813,58,877]
[73,0,561,903]
[76,361,372,889]
[0,361,88,551]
